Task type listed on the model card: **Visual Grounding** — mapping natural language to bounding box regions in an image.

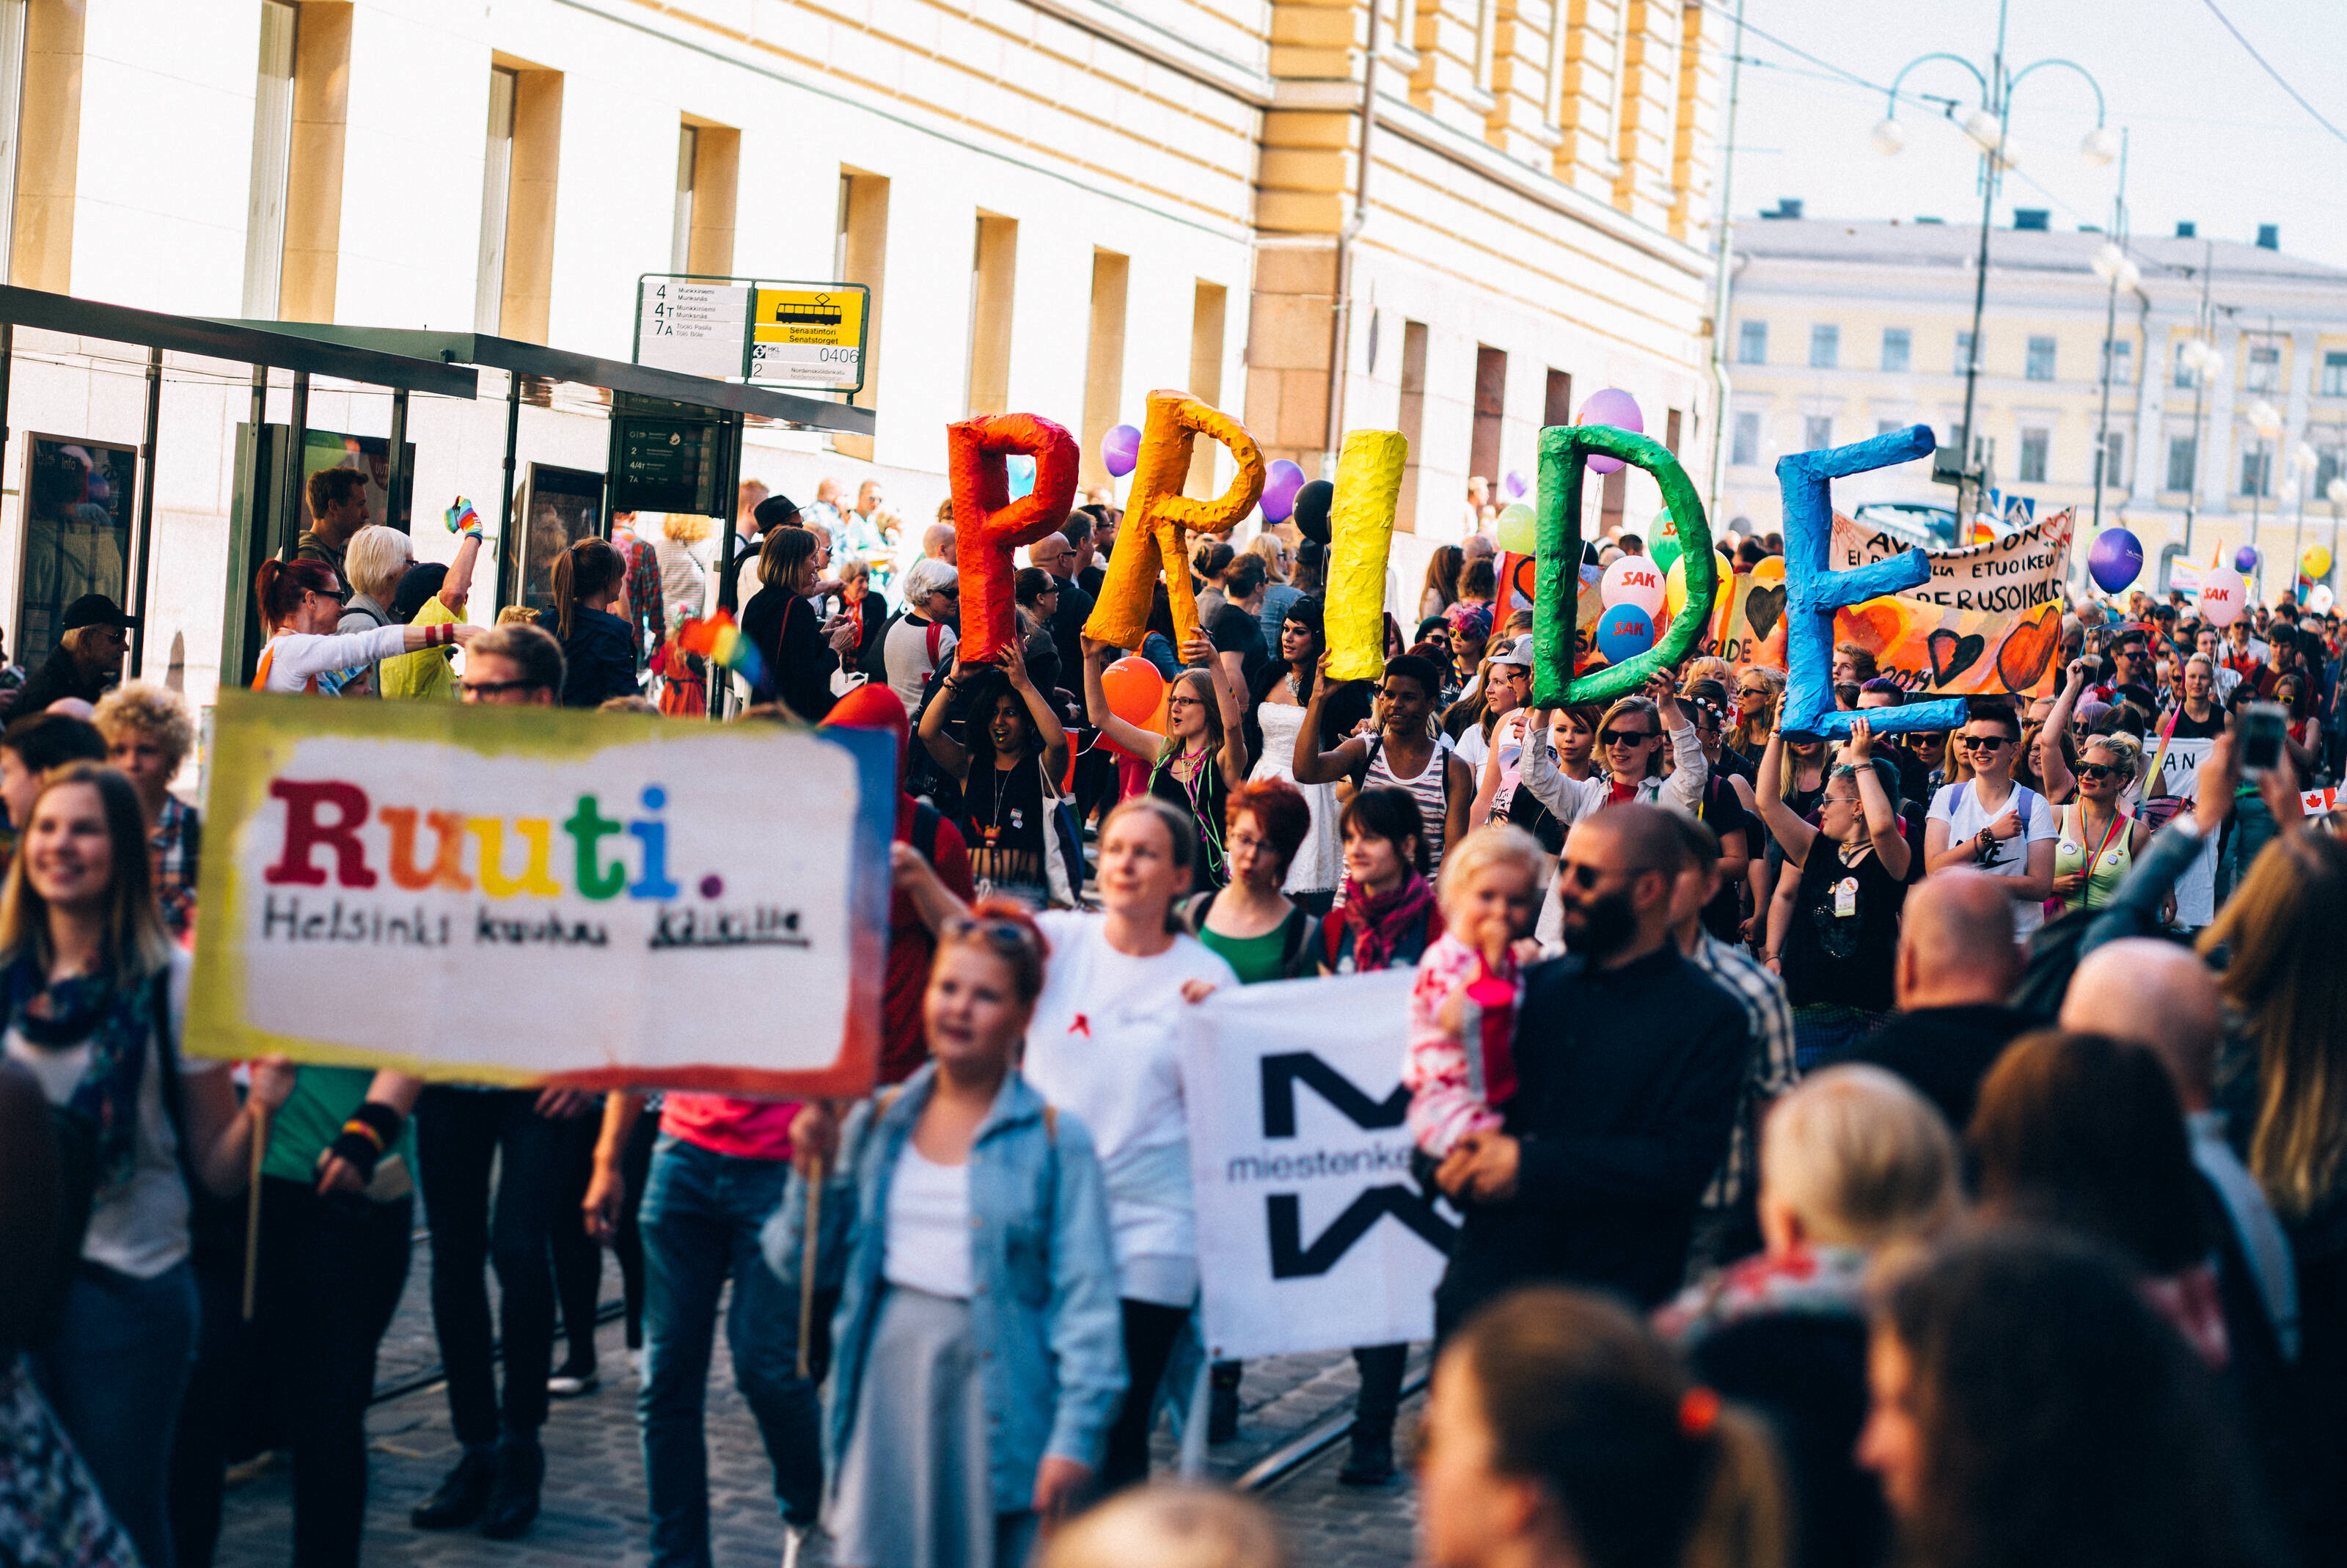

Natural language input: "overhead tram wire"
[2198,0,2347,148]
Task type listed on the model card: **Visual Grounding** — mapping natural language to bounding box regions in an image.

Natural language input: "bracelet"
[326,1101,403,1184]
[424,622,458,648]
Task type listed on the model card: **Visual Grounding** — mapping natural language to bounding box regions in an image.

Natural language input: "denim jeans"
[33,1259,200,1568]
[639,1134,823,1567]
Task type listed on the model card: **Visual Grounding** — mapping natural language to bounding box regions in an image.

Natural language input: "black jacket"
[14,645,109,716]
[534,605,640,709]
[1435,944,1749,1329]
[740,589,838,722]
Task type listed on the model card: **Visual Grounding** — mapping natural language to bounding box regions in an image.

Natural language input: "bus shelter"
[0,285,477,689]
[224,323,874,648]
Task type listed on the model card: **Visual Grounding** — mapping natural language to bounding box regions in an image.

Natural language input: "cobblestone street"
[213,1246,1424,1567]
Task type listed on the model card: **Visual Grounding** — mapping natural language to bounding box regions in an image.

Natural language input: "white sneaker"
[781,1521,815,1568]
[629,1348,648,1383]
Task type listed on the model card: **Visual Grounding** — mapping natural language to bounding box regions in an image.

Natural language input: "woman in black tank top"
[917,642,1070,908]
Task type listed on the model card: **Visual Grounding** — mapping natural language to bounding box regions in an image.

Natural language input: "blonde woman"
[333,524,416,697]
[92,683,198,937]
[656,512,713,629]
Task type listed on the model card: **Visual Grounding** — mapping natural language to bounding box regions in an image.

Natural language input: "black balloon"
[1292,479,1334,543]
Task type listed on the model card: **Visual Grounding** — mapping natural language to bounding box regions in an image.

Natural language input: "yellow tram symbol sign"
[750,286,868,391]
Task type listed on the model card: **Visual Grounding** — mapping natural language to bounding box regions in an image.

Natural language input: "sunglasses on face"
[1598,728,1657,747]
[1908,731,1946,747]
[2075,761,2121,781]
[1559,860,1625,890]
[1956,733,2013,752]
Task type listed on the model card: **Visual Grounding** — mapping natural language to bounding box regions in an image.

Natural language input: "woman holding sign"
[770,904,1123,1568]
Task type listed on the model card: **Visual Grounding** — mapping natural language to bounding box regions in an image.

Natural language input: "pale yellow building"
[1721,215,2347,596]
[0,0,1732,703]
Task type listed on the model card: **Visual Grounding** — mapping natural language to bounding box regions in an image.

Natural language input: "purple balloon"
[1578,387,1644,475]
[1504,469,1528,498]
[2087,527,2144,595]
[2235,545,2260,574]
[1101,423,1141,479]
[1262,458,1306,524]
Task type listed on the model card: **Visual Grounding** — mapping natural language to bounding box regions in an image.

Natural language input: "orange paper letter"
[1082,390,1266,653]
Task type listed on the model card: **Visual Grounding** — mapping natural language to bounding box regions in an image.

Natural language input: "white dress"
[1251,700,1342,895]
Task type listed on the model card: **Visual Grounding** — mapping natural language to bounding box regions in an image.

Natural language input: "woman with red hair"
[252,558,478,694]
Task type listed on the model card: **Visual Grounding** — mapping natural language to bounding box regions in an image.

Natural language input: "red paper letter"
[946,414,1079,663]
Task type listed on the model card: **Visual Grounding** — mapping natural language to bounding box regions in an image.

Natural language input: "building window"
[1732,411,1760,466]
[1397,322,1430,532]
[964,214,1017,420]
[1078,248,1129,488]
[1809,325,1839,370]
[0,0,23,275]
[1955,331,1976,376]
[2100,431,2126,488]
[1738,320,1766,364]
[2167,436,2197,492]
[1471,345,1508,497]
[1876,419,1904,437]
[1544,370,1573,429]
[2101,338,2133,384]
[1881,329,1911,373]
[669,125,697,274]
[2026,336,2057,382]
[241,1,296,318]
[2174,342,2199,390]
[2318,450,2340,499]
[474,67,516,334]
[1185,281,1227,497]
[2017,428,2048,483]
[2324,352,2347,398]
[2241,445,2271,498]
[1803,414,1832,451]
[2247,343,2280,394]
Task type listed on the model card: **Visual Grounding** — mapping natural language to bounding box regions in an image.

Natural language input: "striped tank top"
[1363,735,1452,868]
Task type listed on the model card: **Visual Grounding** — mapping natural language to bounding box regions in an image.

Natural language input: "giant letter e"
[1778,425,1967,740]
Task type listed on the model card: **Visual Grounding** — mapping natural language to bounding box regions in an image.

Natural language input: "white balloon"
[1600,554,1669,618]
[2200,566,2247,627]
[2312,585,2335,615]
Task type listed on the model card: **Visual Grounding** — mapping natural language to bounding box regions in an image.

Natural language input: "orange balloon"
[1099,656,1166,758]
[1751,554,1785,587]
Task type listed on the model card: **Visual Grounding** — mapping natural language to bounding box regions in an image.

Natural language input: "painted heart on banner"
[1927,629,1985,686]
[1744,585,1787,642]
[1842,601,1905,656]
[1996,609,2060,695]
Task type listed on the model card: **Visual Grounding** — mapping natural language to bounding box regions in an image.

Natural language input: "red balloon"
[1099,656,1166,759]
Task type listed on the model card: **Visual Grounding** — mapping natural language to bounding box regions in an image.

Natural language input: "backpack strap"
[251,645,274,692]
[1043,1104,1058,1143]
[1349,731,1385,791]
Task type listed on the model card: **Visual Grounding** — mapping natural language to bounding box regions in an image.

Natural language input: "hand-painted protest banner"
[2148,736,2221,927]
[188,693,894,1096]
[1827,507,2073,699]
[1178,970,1454,1360]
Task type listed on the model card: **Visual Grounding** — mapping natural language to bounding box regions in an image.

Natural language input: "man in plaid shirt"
[1666,813,1795,1272]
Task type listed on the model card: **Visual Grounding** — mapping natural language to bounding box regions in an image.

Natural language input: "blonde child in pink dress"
[1405,825,1548,1158]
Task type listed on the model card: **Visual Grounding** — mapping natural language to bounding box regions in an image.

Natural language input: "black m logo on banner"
[1257,1052,1457,1278]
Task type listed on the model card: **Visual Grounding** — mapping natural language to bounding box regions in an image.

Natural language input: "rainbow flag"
[677,608,766,690]
[445,498,480,534]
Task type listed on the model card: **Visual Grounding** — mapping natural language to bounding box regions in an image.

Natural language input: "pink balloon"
[1578,388,1644,476]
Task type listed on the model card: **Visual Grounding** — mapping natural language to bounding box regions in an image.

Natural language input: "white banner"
[2157,736,2222,927]
[1178,970,1454,1360]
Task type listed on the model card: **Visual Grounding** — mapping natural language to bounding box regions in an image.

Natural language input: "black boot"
[1208,1360,1243,1444]
[480,1433,544,1540]
[1337,1421,1397,1487]
[410,1444,498,1529]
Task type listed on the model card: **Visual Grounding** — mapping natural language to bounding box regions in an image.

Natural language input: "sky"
[1724,0,2347,268]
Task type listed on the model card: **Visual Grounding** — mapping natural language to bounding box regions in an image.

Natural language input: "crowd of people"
[3,457,2346,1568]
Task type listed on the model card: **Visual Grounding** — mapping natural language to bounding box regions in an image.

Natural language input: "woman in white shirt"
[251,558,477,695]
[886,794,1235,1492]
[9,765,292,1568]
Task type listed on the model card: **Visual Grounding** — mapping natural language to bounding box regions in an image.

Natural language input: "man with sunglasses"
[1429,804,1749,1329]
[1922,701,2057,937]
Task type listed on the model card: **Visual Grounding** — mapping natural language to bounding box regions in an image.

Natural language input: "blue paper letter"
[1778,425,1967,740]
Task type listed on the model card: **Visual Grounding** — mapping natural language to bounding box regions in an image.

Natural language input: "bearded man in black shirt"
[1432,803,1750,1333]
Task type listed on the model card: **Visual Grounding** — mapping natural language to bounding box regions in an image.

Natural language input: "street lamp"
[2287,442,2319,603]
[1873,1,2119,525]
[2246,396,2284,593]
[2088,190,2139,537]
